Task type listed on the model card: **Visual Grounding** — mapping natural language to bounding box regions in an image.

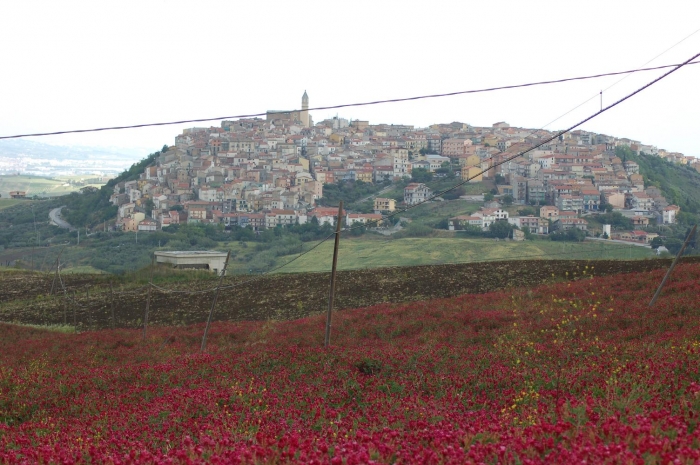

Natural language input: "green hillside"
[277,236,654,273]
[618,146,700,221]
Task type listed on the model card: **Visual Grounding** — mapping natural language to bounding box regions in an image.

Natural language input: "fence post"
[325,201,343,349]
[649,224,697,307]
[143,255,155,341]
[110,282,116,329]
[50,246,66,296]
[72,291,77,328]
[201,251,232,352]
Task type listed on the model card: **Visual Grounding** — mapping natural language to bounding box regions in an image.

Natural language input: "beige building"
[442,138,473,157]
[374,197,396,213]
[155,251,230,276]
[461,166,483,182]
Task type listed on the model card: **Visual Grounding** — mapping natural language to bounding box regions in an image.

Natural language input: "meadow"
[0,199,27,211]
[278,236,654,273]
[2,262,700,462]
[0,175,106,198]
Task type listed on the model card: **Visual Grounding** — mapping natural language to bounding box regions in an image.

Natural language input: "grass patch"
[0,199,30,210]
[7,322,76,333]
[275,236,655,273]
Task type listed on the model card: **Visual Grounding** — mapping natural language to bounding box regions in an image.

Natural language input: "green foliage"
[456,224,485,237]
[517,206,536,216]
[593,211,633,230]
[650,236,663,249]
[411,168,433,183]
[441,186,465,201]
[393,222,434,239]
[484,193,495,202]
[502,195,514,206]
[317,180,390,207]
[488,220,513,239]
[665,238,683,254]
[617,146,700,214]
[62,148,164,228]
[550,228,586,242]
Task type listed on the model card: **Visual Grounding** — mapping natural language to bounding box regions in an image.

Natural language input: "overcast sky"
[1,1,699,158]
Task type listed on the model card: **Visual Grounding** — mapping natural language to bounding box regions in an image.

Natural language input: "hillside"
[2,262,700,462]
[619,146,700,219]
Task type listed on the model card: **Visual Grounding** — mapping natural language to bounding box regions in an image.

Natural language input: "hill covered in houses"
[3,97,700,274]
[67,104,700,244]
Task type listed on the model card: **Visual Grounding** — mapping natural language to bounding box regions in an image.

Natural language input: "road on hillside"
[358,184,393,204]
[49,206,76,231]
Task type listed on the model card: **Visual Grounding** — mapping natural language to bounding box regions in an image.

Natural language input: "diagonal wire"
[1,61,699,140]
[342,50,700,233]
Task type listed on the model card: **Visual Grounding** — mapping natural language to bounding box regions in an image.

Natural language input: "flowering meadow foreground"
[3,263,700,463]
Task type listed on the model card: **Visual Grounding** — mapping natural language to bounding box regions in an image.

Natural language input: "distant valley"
[0,139,146,178]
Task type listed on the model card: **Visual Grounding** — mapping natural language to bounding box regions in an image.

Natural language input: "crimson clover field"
[3,263,700,463]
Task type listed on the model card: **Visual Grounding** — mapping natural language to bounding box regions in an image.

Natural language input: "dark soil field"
[1,257,697,330]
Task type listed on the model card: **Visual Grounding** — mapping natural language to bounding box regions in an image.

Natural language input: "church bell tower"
[301,90,309,128]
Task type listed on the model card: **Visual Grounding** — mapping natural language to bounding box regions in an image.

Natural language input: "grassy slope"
[277,236,654,273]
[0,175,106,198]
[0,199,28,211]
[626,149,700,215]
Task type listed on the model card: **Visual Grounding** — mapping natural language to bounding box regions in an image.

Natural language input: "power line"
[343,50,700,233]
[1,60,699,141]
[147,231,337,295]
[544,27,700,131]
[408,32,700,202]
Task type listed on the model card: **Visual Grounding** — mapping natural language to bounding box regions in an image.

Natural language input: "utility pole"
[201,251,232,352]
[325,201,343,349]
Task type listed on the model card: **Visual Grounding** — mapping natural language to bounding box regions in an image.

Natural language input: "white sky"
[1,0,699,157]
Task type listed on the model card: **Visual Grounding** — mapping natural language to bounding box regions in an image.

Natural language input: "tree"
[517,206,536,217]
[665,238,683,254]
[495,174,506,185]
[502,195,514,206]
[488,220,513,239]
[411,168,433,183]
[550,228,586,242]
[442,186,465,200]
[484,192,495,202]
[650,236,663,249]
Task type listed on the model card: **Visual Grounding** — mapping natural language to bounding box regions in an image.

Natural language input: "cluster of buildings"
[107,92,689,239]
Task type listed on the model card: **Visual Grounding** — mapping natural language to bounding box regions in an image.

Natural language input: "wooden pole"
[201,251,232,352]
[649,224,697,307]
[50,246,66,296]
[110,282,116,329]
[143,255,155,341]
[72,291,77,327]
[325,201,343,348]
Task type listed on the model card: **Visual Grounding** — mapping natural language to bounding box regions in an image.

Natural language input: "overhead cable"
[1,61,698,140]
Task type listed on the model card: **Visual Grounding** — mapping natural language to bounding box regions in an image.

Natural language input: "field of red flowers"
[2,262,700,463]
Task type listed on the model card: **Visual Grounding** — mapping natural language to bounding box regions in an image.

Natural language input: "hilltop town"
[108,91,696,244]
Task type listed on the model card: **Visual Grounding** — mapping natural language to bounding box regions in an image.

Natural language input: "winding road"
[49,206,76,231]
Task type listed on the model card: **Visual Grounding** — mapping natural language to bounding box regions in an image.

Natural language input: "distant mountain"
[0,139,145,161]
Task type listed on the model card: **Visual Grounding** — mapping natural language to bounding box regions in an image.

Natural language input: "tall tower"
[301,90,309,128]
